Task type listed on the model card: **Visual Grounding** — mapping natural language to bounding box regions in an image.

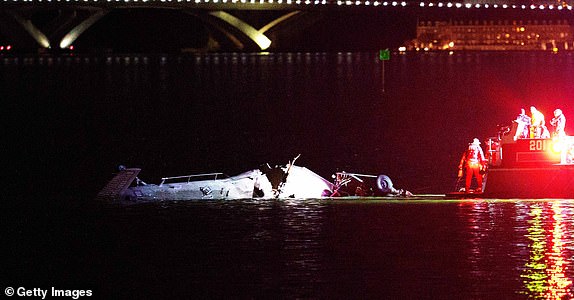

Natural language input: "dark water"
[4,52,574,298]
[7,199,574,298]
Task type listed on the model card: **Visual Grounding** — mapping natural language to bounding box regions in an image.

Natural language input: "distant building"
[406,19,574,51]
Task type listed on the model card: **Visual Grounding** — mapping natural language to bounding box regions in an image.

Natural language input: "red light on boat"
[0,46,4,51]
[6,45,11,50]
[69,45,74,50]
[552,140,563,153]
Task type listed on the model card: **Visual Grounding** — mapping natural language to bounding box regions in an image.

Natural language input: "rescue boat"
[451,123,574,198]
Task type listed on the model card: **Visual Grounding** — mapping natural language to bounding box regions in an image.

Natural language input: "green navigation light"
[379,49,390,61]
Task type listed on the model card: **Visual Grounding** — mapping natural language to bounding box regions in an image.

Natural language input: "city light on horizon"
[2,0,574,9]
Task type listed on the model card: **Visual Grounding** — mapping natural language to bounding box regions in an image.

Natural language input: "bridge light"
[464,3,471,8]
[401,2,405,6]
[382,1,388,6]
[455,3,461,8]
[438,3,444,7]
[474,4,480,8]
[446,2,452,7]
[539,4,544,9]
[419,2,423,6]
[391,1,397,6]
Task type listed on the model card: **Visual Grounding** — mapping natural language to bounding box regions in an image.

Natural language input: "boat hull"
[483,165,574,198]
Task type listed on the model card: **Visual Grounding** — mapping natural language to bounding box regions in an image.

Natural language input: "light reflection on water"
[455,199,574,299]
[518,201,573,299]
[94,198,574,298]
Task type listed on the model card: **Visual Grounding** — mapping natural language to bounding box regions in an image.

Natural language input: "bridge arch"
[1,5,306,51]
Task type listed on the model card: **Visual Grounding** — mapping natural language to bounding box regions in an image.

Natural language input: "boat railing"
[160,173,228,186]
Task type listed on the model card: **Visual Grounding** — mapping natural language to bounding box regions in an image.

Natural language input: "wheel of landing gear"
[376,175,393,194]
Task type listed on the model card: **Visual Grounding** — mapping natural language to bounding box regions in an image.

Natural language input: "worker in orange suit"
[459,138,487,193]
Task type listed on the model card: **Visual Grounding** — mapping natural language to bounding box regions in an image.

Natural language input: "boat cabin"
[478,123,574,198]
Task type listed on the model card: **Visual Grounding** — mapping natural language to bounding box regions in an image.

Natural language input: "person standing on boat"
[458,138,487,193]
[530,106,545,138]
[550,108,566,138]
[514,108,531,140]
[541,124,551,139]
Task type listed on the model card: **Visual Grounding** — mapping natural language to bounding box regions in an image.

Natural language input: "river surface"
[4,51,574,298]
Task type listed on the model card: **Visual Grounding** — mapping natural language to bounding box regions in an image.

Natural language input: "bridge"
[1,0,572,51]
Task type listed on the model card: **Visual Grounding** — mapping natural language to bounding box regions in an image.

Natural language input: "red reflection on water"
[521,202,573,299]
[544,203,572,299]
